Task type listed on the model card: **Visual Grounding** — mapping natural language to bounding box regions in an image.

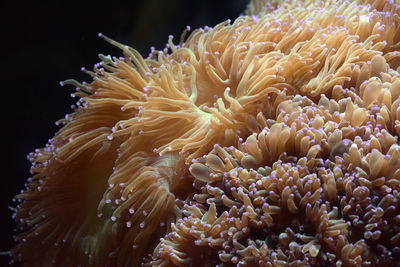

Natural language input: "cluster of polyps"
[157,95,400,265]
[11,0,400,266]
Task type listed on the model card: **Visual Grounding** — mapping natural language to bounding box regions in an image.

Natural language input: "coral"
[154,99,400,265]
[11,0,400,266]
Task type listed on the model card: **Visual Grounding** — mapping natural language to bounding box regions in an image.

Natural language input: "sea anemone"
[11,0,400,266]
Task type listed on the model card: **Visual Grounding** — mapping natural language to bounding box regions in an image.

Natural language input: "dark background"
[1,0,248,265]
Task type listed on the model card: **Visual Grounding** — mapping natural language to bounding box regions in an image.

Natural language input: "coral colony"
[11,0,400,266]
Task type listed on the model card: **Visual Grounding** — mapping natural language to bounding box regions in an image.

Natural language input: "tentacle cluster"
[153,93,400,266]
[11,0,400,266]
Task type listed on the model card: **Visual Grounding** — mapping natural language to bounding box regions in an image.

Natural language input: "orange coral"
[11,0,400,266]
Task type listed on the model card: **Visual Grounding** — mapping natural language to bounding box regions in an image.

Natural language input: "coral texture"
[12,0,400,266]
